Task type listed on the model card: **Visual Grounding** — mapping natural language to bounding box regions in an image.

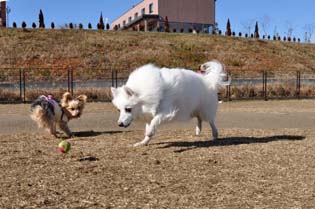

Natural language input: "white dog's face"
[111,86,141,128]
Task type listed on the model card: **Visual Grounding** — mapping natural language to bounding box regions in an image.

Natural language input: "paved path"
[1,100,315,134]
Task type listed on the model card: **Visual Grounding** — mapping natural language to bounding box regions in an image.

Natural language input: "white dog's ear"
[111,87,118,98]
[124,86,136,97]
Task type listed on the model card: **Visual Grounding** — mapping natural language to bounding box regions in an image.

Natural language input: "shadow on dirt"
[156,135,305,153]
[73,130,128,137]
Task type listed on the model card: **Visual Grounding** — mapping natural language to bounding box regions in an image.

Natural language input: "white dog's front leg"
[209,121,218,140]
[134,116,163,146]
[196,117,202,136]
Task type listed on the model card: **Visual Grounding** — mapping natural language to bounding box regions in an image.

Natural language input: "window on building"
[141,8,145,15]
[149,3,154,13]
[118,24,121,29]
[135,12,138,19]
[128,16,132,23]
[123,20,126,26]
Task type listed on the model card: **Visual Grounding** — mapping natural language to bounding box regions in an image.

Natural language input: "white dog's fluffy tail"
[200,60,231,90]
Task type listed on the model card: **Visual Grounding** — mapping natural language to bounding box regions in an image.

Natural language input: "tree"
[51,22,55,29]
[254,21,259,38]
[79,23,83,29]
[69,23,73,29]
[225,18,231,36]
[32,22,36,28]
[303,24,315,43]
[98,13,105,30]
[241,19,255,36]
[88,22,92,29]
[213,22,219,34]
[106,23,110,30]
[21,21,27,28]
[39,9,45,28]
[165,16,170,32]
[260,15,270,37]
[285,21,294,39]
[273,26,279,39]
[13,22,17,28]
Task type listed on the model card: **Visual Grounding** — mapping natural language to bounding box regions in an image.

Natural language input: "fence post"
[71,69,74,96]
[67,69,70,93]
[296,71,301,99]
[111,70,114,87]
[115,70,118,88]
[23,69,26,103]
[262,71,265,99]
[263,71,268,101]
[19,69,22,103]
[226,72,231,101]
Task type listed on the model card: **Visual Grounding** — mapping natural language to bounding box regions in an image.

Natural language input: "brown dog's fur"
[30,92,87,137]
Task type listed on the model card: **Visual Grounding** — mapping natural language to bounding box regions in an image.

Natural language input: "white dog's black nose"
[118,122,124,127]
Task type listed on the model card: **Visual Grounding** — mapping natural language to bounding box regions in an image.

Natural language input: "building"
[0,1,6,27]
[111,0,216,33]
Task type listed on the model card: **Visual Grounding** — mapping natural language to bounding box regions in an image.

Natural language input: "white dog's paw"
[134,136,151,147]
[133,141,147,147]
[196,127,201,136]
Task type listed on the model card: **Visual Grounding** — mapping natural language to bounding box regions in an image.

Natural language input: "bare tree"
[273,26,279,39]
[260,15,270,37]
[304,23,315,43]
[241,19,255,36]
[284,21,295,39]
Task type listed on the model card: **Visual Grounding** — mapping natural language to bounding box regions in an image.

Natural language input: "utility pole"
[6,6,10,27]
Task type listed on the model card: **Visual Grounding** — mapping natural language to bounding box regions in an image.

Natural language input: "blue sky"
[4,0,315,42]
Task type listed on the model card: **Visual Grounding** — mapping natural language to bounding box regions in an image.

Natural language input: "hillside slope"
[1,29,315,74]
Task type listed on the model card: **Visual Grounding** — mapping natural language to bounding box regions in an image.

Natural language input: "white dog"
[111,60,230,146]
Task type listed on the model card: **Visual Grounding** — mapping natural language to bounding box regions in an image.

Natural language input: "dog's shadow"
[72,130,128,138]
[155,135,305,153]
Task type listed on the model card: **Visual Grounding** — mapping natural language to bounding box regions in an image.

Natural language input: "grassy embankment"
[1,28,315,101]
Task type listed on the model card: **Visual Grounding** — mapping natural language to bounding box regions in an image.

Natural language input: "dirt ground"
[1,100,315,209]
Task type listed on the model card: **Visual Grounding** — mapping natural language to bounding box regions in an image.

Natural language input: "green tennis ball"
[58,141,71,154]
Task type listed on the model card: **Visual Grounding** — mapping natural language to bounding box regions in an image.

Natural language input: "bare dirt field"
[1,100,315,209]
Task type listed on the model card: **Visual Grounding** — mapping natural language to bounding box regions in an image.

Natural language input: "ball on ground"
[58,141,71,153]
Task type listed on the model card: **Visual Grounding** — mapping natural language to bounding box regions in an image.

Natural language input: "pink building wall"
[159,0,215,25]
[111,0,159,29]
[111,0,215,30]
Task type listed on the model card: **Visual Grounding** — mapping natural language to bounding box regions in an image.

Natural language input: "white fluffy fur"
[111,60,230,146]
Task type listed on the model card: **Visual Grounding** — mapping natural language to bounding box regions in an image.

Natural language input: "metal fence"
[0,68,128,103]
[1,68,315,103]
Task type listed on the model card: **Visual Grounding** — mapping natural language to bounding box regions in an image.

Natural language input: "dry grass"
[1,29,315,74]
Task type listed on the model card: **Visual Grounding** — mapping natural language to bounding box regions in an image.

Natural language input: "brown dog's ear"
[76,95,87,104]
[61,92,72,107]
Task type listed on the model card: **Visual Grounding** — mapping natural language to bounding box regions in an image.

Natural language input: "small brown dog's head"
[61,92,87,119]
